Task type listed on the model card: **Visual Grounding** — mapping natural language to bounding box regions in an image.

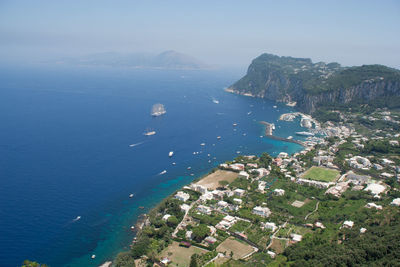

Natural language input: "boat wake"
[159,170,167,175]
[72,216,81,222]
[129,141,145,148]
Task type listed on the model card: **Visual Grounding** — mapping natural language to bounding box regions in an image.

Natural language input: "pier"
[260,121,305,146]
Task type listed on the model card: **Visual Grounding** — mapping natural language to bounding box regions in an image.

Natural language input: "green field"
[302,166,340,182]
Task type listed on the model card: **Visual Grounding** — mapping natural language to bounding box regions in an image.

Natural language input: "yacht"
[169,151,174,157]
[144,130,156,136]
[151,104,166,117]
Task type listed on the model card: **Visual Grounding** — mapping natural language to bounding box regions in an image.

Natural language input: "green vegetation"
[302,166,340,182]
[21,260,48,267]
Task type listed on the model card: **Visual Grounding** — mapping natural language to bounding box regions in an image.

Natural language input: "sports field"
[302,166,340,182]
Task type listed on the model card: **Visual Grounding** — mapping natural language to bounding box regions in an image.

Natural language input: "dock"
[259,121,305,146]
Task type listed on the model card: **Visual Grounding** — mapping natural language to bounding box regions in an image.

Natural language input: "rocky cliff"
[228,53,400,113]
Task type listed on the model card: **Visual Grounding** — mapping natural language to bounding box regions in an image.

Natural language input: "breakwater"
[260,121,305,146]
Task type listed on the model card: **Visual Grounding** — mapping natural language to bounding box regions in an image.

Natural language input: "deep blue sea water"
[0,64,306,267]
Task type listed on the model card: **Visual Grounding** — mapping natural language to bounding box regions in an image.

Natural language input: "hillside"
[60,50,209,70]
[228,53,400,113]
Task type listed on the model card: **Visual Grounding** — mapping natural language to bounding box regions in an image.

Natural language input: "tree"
[114,251,136,267]
[21,260,48,267]
[192,224,209,242]
[189,254,198,267]
[166,215,179,227]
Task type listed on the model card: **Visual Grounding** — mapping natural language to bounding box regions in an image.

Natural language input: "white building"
[364,183,386,196]
[174,191,190,202]
[391,198,400,206]
[261,222,277,232]
[238,171,250,179]
[274,189,285,196]
[234,188,246,197]
[233,198,243,205]
[180,204,190,212]
[197,205,212,215]
[342,220,354,229]
[365,203,383,210]
[252,206,271,217]
[162,214,171,221]
[217,200,229,208]
[290,234,302,242]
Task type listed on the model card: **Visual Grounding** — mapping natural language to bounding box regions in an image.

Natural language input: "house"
[346,172,369,185]
[290,234,302,242]
[314,222,325,229]
[274,189,285,196]
[247,163,258,168]
[229,163,245,171]
[217,200,229,208]
[278,152,288,159]
[191,184,208,194]
[200,192,214,202]
[216,215,236,230]
[391,198,400,206]
[234,188,246,197]
[162,214,171,221]
[180,204,190,212]
[267,251,276,258]
[197,205,212,215]
[365,203,383,210]
[348,156,371,169]
[252,206,271,217]
[364,183,386,196]
[233,198,243,205]
[211,190,225,200]
[204,236,217,244]
[342,220,354,229]
[258,181,266,191]
[238,171,250,179]
[261,222,277,232]
[174,191,190,202]
[382,158,394,166]
[360,228,367,234]
[253,168,269,178]
[186,230,193,240]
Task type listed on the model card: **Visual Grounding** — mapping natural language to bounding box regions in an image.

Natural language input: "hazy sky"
[1,0,399,68]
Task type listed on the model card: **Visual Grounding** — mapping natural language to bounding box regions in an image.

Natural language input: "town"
[116,107,400,267]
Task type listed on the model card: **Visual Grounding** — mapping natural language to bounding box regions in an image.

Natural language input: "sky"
[0,0,399,68]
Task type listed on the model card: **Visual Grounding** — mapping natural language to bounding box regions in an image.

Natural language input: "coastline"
[107,125,310,266]
[259,121,305,146]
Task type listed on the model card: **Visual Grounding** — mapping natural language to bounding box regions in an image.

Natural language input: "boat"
[139,206,144,209]
[169,151,174,157]
[143,130,156,136]
[91,255,96,259]
[200,143,205,146]
[233,123,238,126]
[130,226,135,230]
[273,105,277,108]
[129,193,134,198]
[287,136,293,139]
[247,111,252,115]
[172,162,176,165]
[187,166,192,170]
[151,103,166,117]
[160,170,167,175]
[73,216,81,222]
[296,131,315,136]
[212,98,219,104]
[217,136,221,140]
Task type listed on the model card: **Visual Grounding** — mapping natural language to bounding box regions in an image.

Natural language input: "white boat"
[172,162,176,165]
[169,151,174,157]
[187,166,191,170]
[73,216,81,222]
[288,136,293,139]
[217,136,221,139]
[143,130,156,136]
[91,255,96,259]
[247,111,252,115]
[273,105,277,108]
[212,99,220,104]
[151,103,166,117]
[129,193,134,198]
[160,170,167,175]
[233,123,238,126]
[200,143,205,146]
[295,131,315,136]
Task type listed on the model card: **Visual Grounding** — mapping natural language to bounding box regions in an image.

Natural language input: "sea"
[0,64,307,267]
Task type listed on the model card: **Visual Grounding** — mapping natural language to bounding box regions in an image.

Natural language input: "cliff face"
[229,53,400,113]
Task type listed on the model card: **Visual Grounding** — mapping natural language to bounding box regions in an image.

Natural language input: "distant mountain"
[228,53,400,113]
[60,50,209,70]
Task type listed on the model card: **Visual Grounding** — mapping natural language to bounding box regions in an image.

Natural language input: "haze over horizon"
[1,0,399,69]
